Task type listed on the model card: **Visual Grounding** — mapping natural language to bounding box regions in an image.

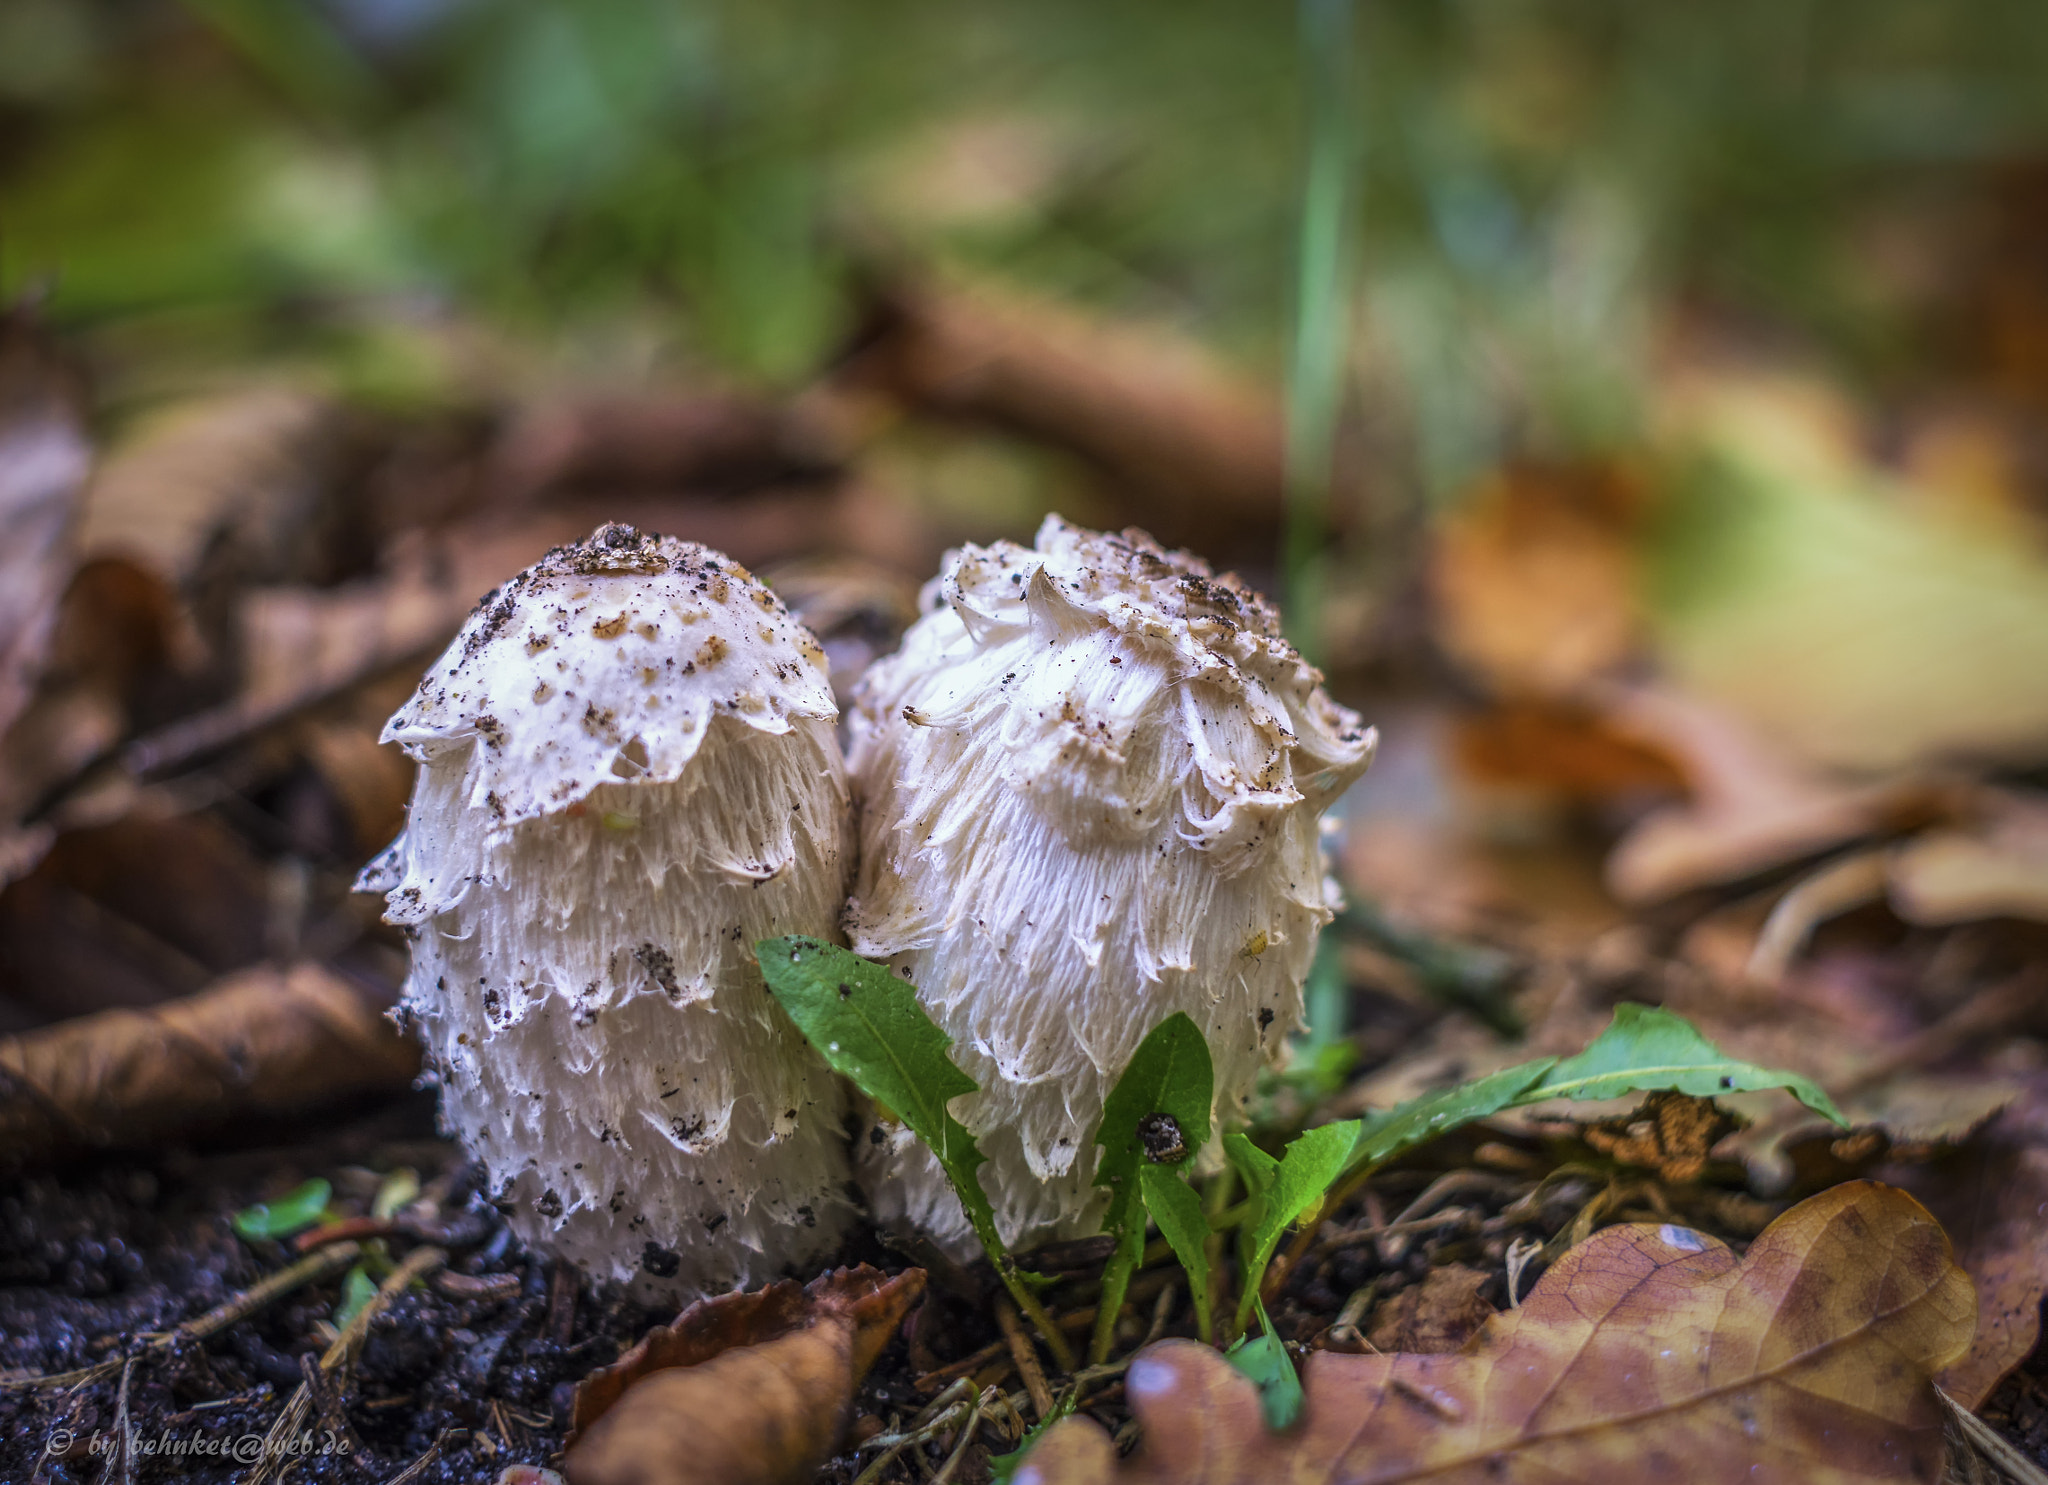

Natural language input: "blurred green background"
[9,0,2048,496]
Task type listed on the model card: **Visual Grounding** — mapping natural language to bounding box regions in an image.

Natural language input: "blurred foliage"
[3,0,2046,466]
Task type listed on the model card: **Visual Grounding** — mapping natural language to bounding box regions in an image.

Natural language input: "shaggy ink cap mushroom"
[360,522,855,1297]
[846,514,1376,1253]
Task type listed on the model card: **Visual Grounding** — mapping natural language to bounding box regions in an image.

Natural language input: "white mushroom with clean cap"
[845,514,1376,1254]
[360,522,855,1297]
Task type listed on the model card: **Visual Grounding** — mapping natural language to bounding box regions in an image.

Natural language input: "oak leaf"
[565,1265,924,1485]
[1019,1182,1973,1485]
[1897,1082,2048,1409]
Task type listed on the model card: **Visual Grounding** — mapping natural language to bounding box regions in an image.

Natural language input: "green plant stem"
[1206,1167,1244,1346]
[998,1260,1077,1374]
[1088,1232,1139,1366]
[1281,0,1358,664]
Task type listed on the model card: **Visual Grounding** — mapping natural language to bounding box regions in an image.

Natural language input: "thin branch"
[378,1428,465,1485]
[995,1297,1054,1418]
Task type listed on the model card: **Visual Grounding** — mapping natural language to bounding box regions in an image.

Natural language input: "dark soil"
[6,1094,2045,1484]
[0,1093,669,1485]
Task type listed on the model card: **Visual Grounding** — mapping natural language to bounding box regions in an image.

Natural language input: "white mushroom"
[360,523,854,1296]
[846,515,1375,1253]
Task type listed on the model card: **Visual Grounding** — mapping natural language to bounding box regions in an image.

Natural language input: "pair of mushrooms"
[363,516,1375,1298]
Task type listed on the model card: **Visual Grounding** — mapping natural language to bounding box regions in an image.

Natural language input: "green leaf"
[232,1178,332,1240]
[755,937,1000,1258]
[1140,1164,1214,1344]
[1225,1298,1303,1429]
[1095,1012,1213,1238]
[1234,1120,1359,1332]
[332,1263,377,1332]
[1224,1131,1278,1200]
[1089,1013,1212,1362]
[1348,1058,1558,1173]
[1516,1003,1845,1124]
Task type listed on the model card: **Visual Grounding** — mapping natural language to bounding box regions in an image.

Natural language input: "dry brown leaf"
[297,721,414,859]
[850,276,1283,554]
[1890,791,2048,927]
[0,556,192,883]
[485,391,836,506]
[1365,1266,1496,1356]
[76,385,340,588]
[1896,1082,2048,1410]
[1024,1182,1974,1485]
[1430,460,1648,698]
[1580,1089,1742,1184]
[0,806,275,1022]
[0,960,417,1167]
[1724,1072,2027,1203]
[565,1266,925,1485]
[1449,698,1688,805]
[1600,686,1955,903]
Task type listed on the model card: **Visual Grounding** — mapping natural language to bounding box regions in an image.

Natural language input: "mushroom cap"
[846,514,1375,1249]
[384,522,834,836]
[365,523,856,1295]
[855,514,1374,875]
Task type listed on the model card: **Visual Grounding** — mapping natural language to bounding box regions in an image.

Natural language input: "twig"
[995,1297,1054,1418]
[546,1258,579,1346]
[1261,1213,1322,1306]
[378,1428,465,1485]
[995,1358,1133,1438]
[1838,966,2044,1098]
[2,1241,363,1391]
[1322,1280,1379,1352]
[182,1242,369,1348]
[297,1350,367,1461]
[241,1245,446,1485]
[852,1385,975,1485]
[914,1307,1095,1392]
[1745,850,1890,984]
[1141,1280,1177,1350]
[928,1389,986,1485]
[122,637,448,780]
[1001,1269,1077,1374]
[1739,965,2047,1156]
[98,1357,135,1485]
[1504,1236,1543,1307]
[429,1270,521,1302]
[1309,1207,1473,1261]
[295,1210,493,1254]
[1938,1387,2048,1485]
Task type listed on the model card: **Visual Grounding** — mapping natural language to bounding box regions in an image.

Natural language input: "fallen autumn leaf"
[565,1265,925,1485]
[1019,1181,1975,1484]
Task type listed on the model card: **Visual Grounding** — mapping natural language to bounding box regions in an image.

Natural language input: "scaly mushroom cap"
[847,514,1375,1252]
[364,523,854,1297]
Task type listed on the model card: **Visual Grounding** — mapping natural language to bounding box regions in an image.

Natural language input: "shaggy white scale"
[847,515,1376,1255]
[362,523,855,1297]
